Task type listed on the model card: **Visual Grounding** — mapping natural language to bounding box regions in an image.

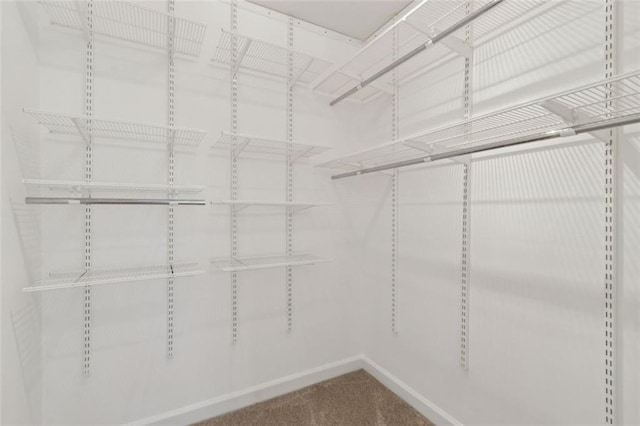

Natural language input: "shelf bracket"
[233,39,251,74]
[290,146,313,163]
[233,136,252,159]
[541,100,609,143]
[288,56,313,90]
[70,118,91,145]
[74,0,91,41]
[430,26,472,59]
[340,68,394,95]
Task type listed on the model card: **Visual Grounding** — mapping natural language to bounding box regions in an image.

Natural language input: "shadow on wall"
[621,129,640,424]
[10,301,43,425]
[475,0,603,112]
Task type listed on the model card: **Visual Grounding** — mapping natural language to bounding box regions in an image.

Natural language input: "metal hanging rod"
[25,197,206,205]
[331,113,640,179]
[329,0,504,106]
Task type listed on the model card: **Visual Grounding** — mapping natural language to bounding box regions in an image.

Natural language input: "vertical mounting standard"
[167,0,176,359]
[603,0,618,423]
[460,0,473,372]
[286,18,294,332]
[230,0,239,344]
[391,26,399,334]
[83,0,94,377]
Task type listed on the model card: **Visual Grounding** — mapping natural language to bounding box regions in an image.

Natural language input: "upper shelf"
[312,0,550,103]
[212,131,330,160]
[211,30,332,87]
[317,70,640,177]
[40,0,207,57]
[24,108,207,147]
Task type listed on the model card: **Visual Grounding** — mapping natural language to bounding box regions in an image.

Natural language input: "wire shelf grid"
[317,71,640,172]
[25,262,204,292]
[213,132,330,160]
[211,254,332,272]
[25,108,206,147]
[315,0,549,102]
[40,0,207,57]
[212,30,332,86]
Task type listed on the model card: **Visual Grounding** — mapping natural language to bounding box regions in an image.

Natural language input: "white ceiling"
[247,0,413,41]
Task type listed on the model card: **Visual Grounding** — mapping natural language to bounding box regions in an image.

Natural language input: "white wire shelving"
[24,179,205,195]
[211,254,332,272]
[24,108,207,147]
[24,262,204,292]
[313,0,550,103]
[212,30,332,87]
[317,70,640,178]
[212,131,330,160]
[40,0,207,57]
[211,200,330,213]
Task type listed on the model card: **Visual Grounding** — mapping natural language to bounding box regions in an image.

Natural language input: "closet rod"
[25,197,206,206]
[329,0,504,106]
[331,112,640,179]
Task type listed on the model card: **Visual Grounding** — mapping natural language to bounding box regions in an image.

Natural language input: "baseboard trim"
[129,355,364,426]
[129,354,461,426]
[361,356,462,426]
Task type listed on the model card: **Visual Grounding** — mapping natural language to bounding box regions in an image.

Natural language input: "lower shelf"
[24,262,204,292]
[211,254,332,272]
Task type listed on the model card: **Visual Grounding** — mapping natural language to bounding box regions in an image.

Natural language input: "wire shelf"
[211,254,332,272]
[317,71,640,174]
[40,0,207,57]
[211,200,330,213]
[212,30,332,86]
[314,0,549,103]
[24,108,206,147]
[24,179,205,195]
[212,132,330,160]
[25,262,204,292]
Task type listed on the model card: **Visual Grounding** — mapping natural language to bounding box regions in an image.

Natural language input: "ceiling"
[247,0,413,41]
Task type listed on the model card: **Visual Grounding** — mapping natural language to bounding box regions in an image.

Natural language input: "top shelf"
[312,0,549,103]
[212,30,332,87]
[25,108,207,147]
[317,71,640,176]
[212,131,330,160]
[40,0,207,57]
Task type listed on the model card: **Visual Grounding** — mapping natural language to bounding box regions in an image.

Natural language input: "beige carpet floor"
[193,369,434,426]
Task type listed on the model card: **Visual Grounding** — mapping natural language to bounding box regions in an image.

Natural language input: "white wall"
[350,0,640,424]
[2,1,42,425]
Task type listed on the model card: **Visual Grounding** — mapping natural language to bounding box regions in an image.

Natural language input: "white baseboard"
[129,355,364,426]
[361,356,462,426]
[129,354,460,426]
